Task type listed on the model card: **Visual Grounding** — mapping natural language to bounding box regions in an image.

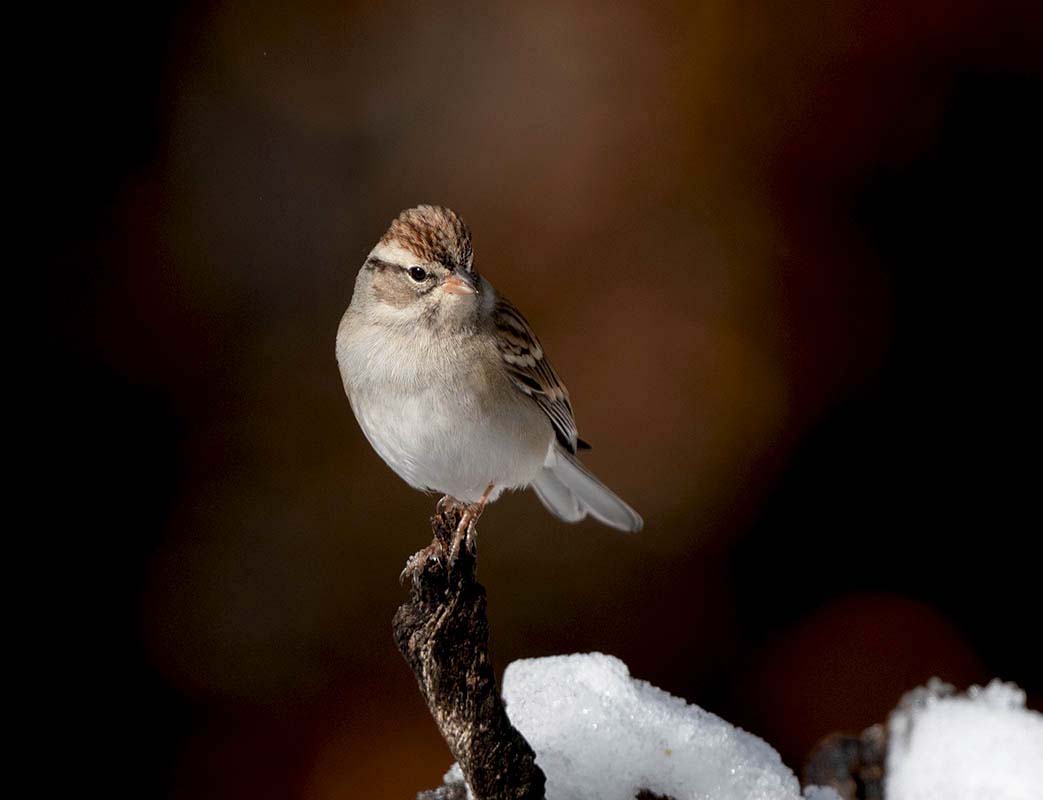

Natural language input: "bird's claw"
[446,505,483,563]
[435,495,454,515]
[399,540,443,584]
[465,515,478,557]
[432,488,491,567]
[448,507,472,563]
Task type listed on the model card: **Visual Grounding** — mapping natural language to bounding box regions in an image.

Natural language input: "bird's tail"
[532,447,643,532]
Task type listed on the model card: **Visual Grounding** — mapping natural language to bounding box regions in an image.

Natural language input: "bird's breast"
[337,319,552,502]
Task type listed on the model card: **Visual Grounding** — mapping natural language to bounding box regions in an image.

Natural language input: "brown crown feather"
[382,205,474,272]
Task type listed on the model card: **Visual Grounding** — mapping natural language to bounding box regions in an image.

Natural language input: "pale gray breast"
[337,313,553,498]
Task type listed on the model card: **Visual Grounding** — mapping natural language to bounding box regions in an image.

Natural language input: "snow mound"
[499,652,837,800]
[886,677,1043,800]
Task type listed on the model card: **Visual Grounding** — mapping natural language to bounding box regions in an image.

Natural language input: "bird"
[336,205,642,552]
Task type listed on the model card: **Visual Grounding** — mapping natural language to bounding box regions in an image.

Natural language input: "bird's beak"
[442,272,476,295]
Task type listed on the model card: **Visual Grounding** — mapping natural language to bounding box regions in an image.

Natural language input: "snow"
[497,652,838,800]
[886,677,1043,800]
[429,655,1041,800]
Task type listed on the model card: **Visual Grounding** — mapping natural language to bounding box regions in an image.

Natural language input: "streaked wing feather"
[494,298,580,453]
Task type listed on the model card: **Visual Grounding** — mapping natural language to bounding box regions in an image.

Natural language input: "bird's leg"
[439,495,470,559]
[401,496,465,582]
[449,506,474,563]
[465,484,495,555]
[449,484,495,562]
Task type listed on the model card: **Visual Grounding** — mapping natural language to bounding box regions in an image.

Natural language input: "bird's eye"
[407,266,428,282]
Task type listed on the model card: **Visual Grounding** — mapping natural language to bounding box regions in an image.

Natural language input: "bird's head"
[352,205,488,330]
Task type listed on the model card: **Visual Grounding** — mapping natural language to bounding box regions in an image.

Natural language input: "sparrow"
[336,205,642,549]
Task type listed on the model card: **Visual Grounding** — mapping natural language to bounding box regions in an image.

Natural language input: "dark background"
[39,1,1040,798]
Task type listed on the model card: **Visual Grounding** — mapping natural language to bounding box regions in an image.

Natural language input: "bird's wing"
[493,297,590,455]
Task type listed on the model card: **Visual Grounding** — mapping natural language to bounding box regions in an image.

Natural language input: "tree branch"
[393,507,546,800]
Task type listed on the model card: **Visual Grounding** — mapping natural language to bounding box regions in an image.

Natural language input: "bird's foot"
[452,491,493,560]
[435,495,458,515]
[465,515,479,557]
[449,506,475,563]
[400,540,443,584]
[438,486,494,564]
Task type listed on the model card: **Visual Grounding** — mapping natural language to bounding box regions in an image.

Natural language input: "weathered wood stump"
[393,507,546,800]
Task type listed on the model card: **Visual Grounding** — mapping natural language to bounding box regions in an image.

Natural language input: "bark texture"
[393,507,546,800]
